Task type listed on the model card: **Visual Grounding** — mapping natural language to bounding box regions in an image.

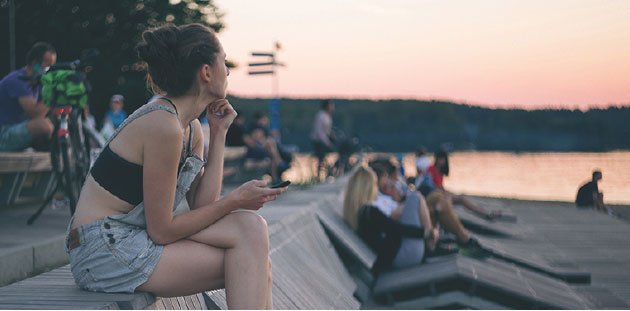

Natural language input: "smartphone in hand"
[270,180,291,189]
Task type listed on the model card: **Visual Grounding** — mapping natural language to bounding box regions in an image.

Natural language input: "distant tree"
[0,0,224,124]
[227,96,630,153]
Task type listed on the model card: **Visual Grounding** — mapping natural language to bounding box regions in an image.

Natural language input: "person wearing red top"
[428,164,444,189]
[431,150,502,220]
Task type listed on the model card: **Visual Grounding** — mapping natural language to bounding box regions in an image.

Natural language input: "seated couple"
[343,162,481,272]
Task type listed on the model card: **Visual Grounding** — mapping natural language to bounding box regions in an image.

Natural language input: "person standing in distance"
[311,99,335,178]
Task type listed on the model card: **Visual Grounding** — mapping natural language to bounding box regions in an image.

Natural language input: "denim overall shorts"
[64,101,205,293]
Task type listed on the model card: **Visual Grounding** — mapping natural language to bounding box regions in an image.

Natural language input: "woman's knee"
[231,211,269,248]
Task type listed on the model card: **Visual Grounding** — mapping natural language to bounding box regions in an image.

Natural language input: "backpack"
[41,69,88,108]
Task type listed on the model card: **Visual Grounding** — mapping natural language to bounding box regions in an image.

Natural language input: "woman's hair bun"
[137,25,178,64]
[136,23,219,96]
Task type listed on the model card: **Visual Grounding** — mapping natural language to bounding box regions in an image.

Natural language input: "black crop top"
[90,145,145,205]
[90,101,194,205]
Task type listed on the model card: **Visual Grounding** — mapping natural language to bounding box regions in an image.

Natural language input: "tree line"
[229,97,630,153]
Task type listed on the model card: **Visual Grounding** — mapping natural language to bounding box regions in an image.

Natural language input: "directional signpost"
[248,42,284,133]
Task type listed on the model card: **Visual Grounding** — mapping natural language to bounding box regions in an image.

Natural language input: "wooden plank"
[176,296,188,310]
[204,289,227,309]
[0,152,51,173]
[0,300,118,309]
[161,297,174,310]
[189,294,202,310]
[146,298,166,310]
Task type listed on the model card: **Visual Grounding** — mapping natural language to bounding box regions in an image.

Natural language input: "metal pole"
[9,0,16,70]
[272,70,278,99]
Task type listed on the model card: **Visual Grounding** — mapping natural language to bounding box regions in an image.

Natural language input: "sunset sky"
[213,0,630,109]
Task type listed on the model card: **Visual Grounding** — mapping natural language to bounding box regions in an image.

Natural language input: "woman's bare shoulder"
[115,109,183,153]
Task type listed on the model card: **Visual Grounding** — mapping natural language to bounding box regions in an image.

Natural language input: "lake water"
[283,151,630,205]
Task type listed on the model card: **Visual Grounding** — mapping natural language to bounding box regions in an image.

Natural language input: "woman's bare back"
[72,108,189,229]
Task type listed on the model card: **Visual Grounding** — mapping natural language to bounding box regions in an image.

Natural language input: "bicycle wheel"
[65,110,90,214]
[49,121,64,201]
[69,110,90,180]
[59,135,78,214]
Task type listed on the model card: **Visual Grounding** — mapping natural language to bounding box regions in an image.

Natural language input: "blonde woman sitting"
[343,166,438,271]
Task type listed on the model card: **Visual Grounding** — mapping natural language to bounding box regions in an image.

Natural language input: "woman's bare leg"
[188,210,271,309]
[435,196,470,244]
[138,211,271,309]
[266,258,273,309]
[450,193,488,216]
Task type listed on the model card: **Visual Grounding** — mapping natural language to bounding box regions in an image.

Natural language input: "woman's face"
[208,43,230,99]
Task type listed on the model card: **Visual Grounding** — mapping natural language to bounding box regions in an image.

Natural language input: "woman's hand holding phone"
[225,179,287,211]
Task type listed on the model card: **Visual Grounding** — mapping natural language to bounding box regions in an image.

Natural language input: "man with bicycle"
[0,42,57,151]
[311,99,336,178]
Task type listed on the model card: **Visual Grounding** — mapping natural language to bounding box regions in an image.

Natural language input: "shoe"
[439,236,457,244]
[460,237,482,249]
[459,237,491,258]
[426,243,459,257]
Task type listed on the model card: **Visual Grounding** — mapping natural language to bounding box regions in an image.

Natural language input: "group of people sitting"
[343,150,501,271]
[226,111,292,182]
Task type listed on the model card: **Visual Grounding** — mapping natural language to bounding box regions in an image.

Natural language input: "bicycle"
[313,128,362,181]
[26,51,104,224]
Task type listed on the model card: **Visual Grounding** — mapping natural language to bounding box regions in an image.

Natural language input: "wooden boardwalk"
[470,197,630,308]
[1,174,630,309]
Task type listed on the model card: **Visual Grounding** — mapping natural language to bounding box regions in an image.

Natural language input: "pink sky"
[212,0,630,109]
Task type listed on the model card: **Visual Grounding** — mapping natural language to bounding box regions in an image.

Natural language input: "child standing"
[100,94,127,139]
[104,94,127,129]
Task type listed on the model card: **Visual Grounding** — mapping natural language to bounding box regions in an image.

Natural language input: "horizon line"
[226,92,630,112]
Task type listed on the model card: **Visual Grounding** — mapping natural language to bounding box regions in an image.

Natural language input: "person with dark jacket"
[343,166,437,271]
[226,114,246,147]
[576,170,608,213]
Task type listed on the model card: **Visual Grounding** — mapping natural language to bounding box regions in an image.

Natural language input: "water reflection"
[282,151,630,205]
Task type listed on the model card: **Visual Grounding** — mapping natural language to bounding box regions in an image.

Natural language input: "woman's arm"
[192,126,226,209]
[143,105,287,245]
[188,100,236,209]
[186,120,225,210]
[363,205,425,239]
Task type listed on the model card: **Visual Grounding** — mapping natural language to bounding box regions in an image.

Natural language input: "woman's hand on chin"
[206,99,237,131]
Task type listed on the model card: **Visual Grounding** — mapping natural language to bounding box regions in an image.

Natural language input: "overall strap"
[160,96,195,156]
[186,123,194,156]
[104,97,179,146]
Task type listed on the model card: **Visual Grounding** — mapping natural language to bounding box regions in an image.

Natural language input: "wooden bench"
[315,200,597,309]
[0,265,207,309]
[0,177,359,310]
[0,152,55,207]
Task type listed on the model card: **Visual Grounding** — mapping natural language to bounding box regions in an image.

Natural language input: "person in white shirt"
[310,100,335,178]
[373,191,400,217]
